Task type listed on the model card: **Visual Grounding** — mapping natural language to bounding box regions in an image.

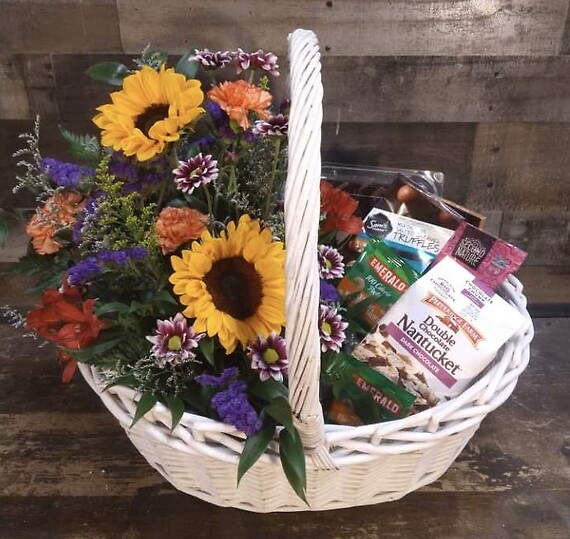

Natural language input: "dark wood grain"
[0,0,121,53]
[0,316,568,537]
[116,0,569,56]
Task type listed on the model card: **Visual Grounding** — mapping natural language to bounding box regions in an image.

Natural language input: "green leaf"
[86,62,129,86]
[59,127,100,164]
[264,397,295,432]
[61,337,123,362]
[249,377,288,403]
[279,428,307,504]
[175,49,198,79]
[165,395,186,431]
[131,392,158,427]
[198,337,216,368]
[152,289,178,306]
[237,420,275,484]
[94,301,130,317]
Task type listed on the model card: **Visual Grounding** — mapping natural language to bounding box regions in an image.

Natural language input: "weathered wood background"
[0,0,569,277]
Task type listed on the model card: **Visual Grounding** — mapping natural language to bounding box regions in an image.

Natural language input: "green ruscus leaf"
[131,392,158,427]
[237,419,276,484]
[165,394,186,431]
[264,397,295,432]
[175,49,199,79]
[86,62,129,86]
[279,428,308,504]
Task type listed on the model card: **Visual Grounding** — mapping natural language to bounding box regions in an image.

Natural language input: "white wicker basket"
[79,29,534,512]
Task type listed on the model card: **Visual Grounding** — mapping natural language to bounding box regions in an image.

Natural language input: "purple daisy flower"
[247,333,288,382]
[252,114,288,137]
[318,245,345,280]
[320,280,341,303]
[147,313,204,364]
[318,305,348,353]
[191,49,233,69]
[173,153,219,194]
[234,48,279,76]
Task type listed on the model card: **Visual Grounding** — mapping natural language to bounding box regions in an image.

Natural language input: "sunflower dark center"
[135,104,170,137]
[203,257,263,320]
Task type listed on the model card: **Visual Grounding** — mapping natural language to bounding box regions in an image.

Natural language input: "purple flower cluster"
[320,280,341,303]
[41,158,94,188]
[196,367,262,436]
[109,152,164,193]
[206,102,255,142]
[67,246,148,285]
[73,194,102,244]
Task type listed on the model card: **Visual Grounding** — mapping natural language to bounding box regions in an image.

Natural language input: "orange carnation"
[26,192,85,255]
[208,80,272,130]
[156,206,209,254]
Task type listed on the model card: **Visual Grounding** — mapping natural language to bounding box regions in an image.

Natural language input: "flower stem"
[204,185,214,225]
[263,138,282,222]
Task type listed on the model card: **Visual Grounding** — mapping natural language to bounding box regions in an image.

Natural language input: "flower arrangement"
[10,46,364,501]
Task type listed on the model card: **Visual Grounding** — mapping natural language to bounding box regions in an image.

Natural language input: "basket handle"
[284,29,333,468]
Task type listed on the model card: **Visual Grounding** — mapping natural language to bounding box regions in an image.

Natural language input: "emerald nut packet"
[323,353,416,425]
[337,240,420,331]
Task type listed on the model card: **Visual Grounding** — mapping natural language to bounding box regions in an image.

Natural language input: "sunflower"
[93,65,205,161]
[169,215,285,354]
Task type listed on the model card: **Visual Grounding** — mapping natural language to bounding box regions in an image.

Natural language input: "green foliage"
[3,250,69,294]
[165,394,186,430]
[134,47,168,70]
[131,392,158,427]
[59,127,101,165]
[279,428,307,503]
[86,62,129,86]
[0,218,8,247]
[175,50,199,79]
[237,417,276,484]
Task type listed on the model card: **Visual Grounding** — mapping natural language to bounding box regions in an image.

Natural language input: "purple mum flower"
[318,305,348,353]
[41,158,94,188]
[234,48,279,76]
[318,245,345,280]
[247,333,288,382]
[67,257,102,285]
[252,114,288,137]
[191,49,233,69]
[173,153,219,194]
[147,313,204,364]
[320,280,341,303]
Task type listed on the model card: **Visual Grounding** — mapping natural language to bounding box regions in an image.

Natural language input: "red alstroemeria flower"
[26,282,104,382]
[320,180,363,234]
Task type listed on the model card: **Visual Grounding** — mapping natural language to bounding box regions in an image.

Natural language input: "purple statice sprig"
[320,280,341,304]
[41,158,95,189]
[67,246,148,285]
[196,367,262,436]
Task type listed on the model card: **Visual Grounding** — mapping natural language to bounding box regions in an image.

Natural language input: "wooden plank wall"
[1,0,569,267]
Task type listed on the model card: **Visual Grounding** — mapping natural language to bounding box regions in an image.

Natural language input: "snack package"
[361,208,454,273]
[323,353,417,425]
[337,240,420,331]
[353,257,526,399]
[434,221,527,291]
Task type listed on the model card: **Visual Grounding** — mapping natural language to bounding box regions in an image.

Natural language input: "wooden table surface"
[0,302,568,538]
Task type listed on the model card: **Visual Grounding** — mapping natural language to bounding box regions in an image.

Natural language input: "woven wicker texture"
[78,29,534,512]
